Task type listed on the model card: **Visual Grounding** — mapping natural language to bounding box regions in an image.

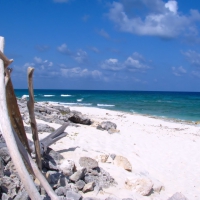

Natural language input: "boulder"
[125,176,153,196]
[69,114,92,125]
[24,123,54,133]
[168,193,188,200]
[114,155,132,172]
[97,121,117,133]
[79,157,98,169]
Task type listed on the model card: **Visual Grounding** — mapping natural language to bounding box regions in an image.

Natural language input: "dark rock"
[97,121,117,132]
[46,171,62,185]
[0,147,11,164]
[110,154,116,160]
[168,193,188,200]
[75,180,85,190]
[79,157,98,169]
[42,147,64,170]
[55,186,67,196]
[0,175,21,198]
[69,114,92,125]
[66,191,82,200]
[82,182,95,193]
[84,167,115,189]
[69,168,86,182]
[0,134,5,143]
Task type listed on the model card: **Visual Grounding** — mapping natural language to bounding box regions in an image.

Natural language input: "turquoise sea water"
[14,89,200,122]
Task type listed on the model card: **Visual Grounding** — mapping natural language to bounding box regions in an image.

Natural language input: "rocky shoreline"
[0,98,191,199]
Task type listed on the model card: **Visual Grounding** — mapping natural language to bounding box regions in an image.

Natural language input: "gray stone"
[0,147,11,164]
[97,121,117,131]
[55,186,67,196]
[82,181,95,193]
[1,193,12,200]
[14,189,29,200]
[25,123,54,133]
[66,191,82,200]
[46,171,61,185]
[79,157,98,169]
[69,168,86,182]
[168,193,188,200]
[42,147,64,170]
[110,154,116,160]
[75,180,85,190]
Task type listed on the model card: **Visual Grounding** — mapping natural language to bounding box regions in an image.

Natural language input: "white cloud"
[60,67,102,79]
[101,58,124,71]
[57,44,71,55]
[172,66,187,76]
[100,52,150,72]
[183,50,200,67]
[73,49,88,63]
[34,57,43,64]
[165,1,178,14]
[90,47,100,53]
[107,1,200,38]
[98,29,110,39]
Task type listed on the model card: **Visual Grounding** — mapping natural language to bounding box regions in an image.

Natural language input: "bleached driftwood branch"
[0,37,41,199]
[12,128,60,200]
[27,67,42,170]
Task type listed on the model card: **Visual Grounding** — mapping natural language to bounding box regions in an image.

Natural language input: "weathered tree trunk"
[0,37,41,199]
[27,67,42,170]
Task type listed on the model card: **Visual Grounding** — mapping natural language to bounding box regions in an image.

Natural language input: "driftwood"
[0,37,41,199]
[12,128,60,200]
[39,122,69,153]
[6,75,31,154]
[27,67,42,170]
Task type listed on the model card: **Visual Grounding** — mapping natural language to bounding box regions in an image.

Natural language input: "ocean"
[14,89,200,122]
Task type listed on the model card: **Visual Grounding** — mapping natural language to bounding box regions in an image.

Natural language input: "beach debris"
[97,121,118,133]
[125,176,153,196]
[167,192,188,200]
[79,157,98,169]
[114,155,132,172]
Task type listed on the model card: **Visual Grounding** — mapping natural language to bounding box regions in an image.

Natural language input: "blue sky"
[1,0,200,91]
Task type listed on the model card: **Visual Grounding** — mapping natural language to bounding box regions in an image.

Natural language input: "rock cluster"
[18,98,92,126]
[0,142,116,199]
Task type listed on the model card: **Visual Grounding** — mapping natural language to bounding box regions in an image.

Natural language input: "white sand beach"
[33,105,200,200]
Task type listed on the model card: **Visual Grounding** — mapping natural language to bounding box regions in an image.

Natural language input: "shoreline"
[47,101,198,126]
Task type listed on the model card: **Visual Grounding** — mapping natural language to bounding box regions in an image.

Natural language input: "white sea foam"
[97,104,115,107]
[61,94,72,97]
[77,98,83,102]
[21,95,29,99]
[44,95,55,97]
